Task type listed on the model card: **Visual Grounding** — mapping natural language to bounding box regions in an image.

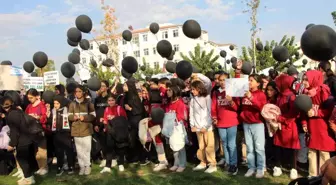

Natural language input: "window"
[153,47,157,54]
[143,34,148,42]
[122,39,127,45]
[134,50,140,57]
[90,44,93,50]
[98,55,102,61]
[144,48,149,56]
[90,56,94,62]
[123,52,127,58]
[132,37,139,44]
[174,44,180,52]
[82,58,87,64]
[173,29,179,37]
[162,31,168,39]
[154,62,159,68]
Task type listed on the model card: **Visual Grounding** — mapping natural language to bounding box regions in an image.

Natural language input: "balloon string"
[90,33,101,47]
[155,34,158,42]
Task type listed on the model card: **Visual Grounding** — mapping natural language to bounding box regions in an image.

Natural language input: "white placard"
[43,71,59,86]
[0,66,24,90]
[10,66,23,76]
[225,78,249,97]
[23,77,44,91]
[79,68,91,81]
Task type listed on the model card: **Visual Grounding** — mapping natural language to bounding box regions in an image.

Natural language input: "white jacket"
[189,95,213,131]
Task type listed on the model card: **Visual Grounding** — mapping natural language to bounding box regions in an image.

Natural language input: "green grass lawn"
[0,164,292,185]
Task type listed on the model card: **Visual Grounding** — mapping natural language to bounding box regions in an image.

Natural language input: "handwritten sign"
[44,71,59,86]
[10,66,23,76]
[23,77,44,91]
[225,78,249,97]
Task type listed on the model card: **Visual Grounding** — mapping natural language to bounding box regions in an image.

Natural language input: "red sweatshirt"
[103,105,127,125]
[25,101,48,132]
[165,98,188,128]
[159,86,168,108]
[211,88,240,128]
[240,89,267,124]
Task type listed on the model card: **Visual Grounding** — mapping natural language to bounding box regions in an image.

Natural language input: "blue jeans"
[218,126,238,166]
[243,123,266,170]
[173,147,186,168]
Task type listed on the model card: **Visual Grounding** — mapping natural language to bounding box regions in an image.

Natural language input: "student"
[190,80,217,173]
[68,85,96,176]
[265,81,278,104]
[260,74,271,92]
[240,74,267,178]
[318,61,336,99]
[48,95,75,176]
[25,89,48,176]
[100,94,128,173]
[211,73,240,175]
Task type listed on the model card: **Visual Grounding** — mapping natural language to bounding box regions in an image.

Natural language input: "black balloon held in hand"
[294,94,312,112]
[140,65,146,71]
[149,22,160,34]
[121,68,132,79]
[122,30,132,42]
[75,15,93,33]
[23,61,35,73]
[272,46,289,62]
[167,50,175,60]
[68,52,80,64]
[305,23,315,30]
[1,60,12,65]
[229,45,234,50]
[33,51,48,68]
[151,107,165,124]
[256,43,263,51]
[302,59,308,65]
[264,45,270,51]
[157,40,173,58]
[67,39,78,47]
[103,59,114,67]
[72,48,80,55]
[300,24,336,61]
[231,57,237,69]
[226,60,230,65]
[67,27,82,43]
[165,61,177,73]
[287,65,298,76]
[30,72,38,77]
[241,62,253,75]
[176,60,193,80]
[182,20,202,39]
[99,44,109,54]
[87,77,101,91]
[220,50,227,58]
[42,91,55,104]
[90,59,97,68]
[79,39,90,50]
[61,62,76,78]
[218,65,222,69]
[122,56,138,74]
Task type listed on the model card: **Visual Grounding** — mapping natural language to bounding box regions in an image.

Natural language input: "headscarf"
[275,74,295,96]
[305,70,330,103]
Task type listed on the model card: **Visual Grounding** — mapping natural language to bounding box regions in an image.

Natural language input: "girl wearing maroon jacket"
[240,74,267,178]
[272,74,300,180]
[211,73,240,175]
[301,70,336,177]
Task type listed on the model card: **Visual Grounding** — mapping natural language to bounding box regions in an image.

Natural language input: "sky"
[0,0,335,72]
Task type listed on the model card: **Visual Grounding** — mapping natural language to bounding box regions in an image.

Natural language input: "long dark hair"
[26,88,39,97]
[167,85,181,101]
[190,81,208,97]
[319,61,334,77]
[265,81,278,100]
[249,74,263,90]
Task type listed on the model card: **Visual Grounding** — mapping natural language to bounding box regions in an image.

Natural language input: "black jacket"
[6,109,33,147]
[325,75,336,99]
[94,95,109,126]
[107,116,130,148]
[124,80,145,118]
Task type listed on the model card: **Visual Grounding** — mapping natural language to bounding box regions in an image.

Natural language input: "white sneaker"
[217,159,225,166]
[205,166,217,173]
[100,167,111,174]
[12,169,22,177]
[170,166,178,171]
[290,169,298,180]
[176,167,185,173]
[63,163,69,171]
[52,157,57,164]
[153,163,167,172]
[37,168,48,176]
[79,168,85,176]
[244,169,255,177]
[256,169,264,178]
[111,160,118,167]
[273,166,282,177]
[84,167,91,175]
[18,171,24,180]
[193,164,207,171]
[99,160,106,168]
[17,176,35,185]
[34,169,41,175]
[119,165,125,172]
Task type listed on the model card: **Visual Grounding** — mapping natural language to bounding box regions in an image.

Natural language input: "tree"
[34,60,55,77]
[133,57,162,80]
[89,63,118,83]
[241,35,303,71]
[332,11,336,26]
[180,44,220,73]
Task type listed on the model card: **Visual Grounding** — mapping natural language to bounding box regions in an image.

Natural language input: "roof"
[208,41,237,47]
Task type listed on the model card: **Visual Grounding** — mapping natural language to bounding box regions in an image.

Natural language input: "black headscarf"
[124,79,145,117]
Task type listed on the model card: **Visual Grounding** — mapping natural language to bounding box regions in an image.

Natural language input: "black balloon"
[67,39,78,47]
[226,60,230,64]
[122,56,138,74]
[149,22,160,34]
[176,60,193,80]
[295,52,300,57]
[31,72,38,77]
[305,24,315,30]
[157,40,173,58]
[33,51,48,68]
[66,82,77,94]
[294,94,312,112]
[87,77,101,91]
[231,57,237,67]
[67,27,82,43]
[79,39,90,50]
[1,60,12,65]
[241,62,252,75]
[68,52,80,64]
[220,50,227,58]
[165,61,176,73]
[302,59,308,65]
[61,62,76,78]
[182,20,202,39]
[122,30,132,42]
[272,46,289,62]
[75,15,93,33]
[42,91,55,104]
[140,65,146,71]
[256,43,263,51]
[23,61,35,73]
[287,65,298,76]
[99,44,109,54]
[218,65,222,69]
[72,48,80,55]
[167,50,175,60]
[90,60,97,68]
[300,25,336,61]
[4,91,21,106]
[151,107,165,124]
[121,68,132,79]
[102,59,114,67]
[229,45,234,50]
[264,45,270,51]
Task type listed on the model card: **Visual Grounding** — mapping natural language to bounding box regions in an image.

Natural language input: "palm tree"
[180,44,220,74]
[332,11,336,26]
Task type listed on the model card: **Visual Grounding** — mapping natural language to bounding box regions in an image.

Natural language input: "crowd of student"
[0,61,336,185]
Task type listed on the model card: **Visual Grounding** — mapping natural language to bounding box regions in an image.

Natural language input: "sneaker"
[52,157,57,165]
[140,160,150,166]
[79,168,85,176]
[228,165,238,175]
[217,159,225,166]
[176,167,185,173]
[256,169,264,178]
[99,160,106,168]
[290,169,298,180]
[170,166,178,171]
[273,166,282,177]
[17,176,35,185]
[100,167,111,174]
[205,166,217,173]
[18,171,24,180]
[153,163,167,172]
[12,169,22,177]
[63,163,69,171]
[119,165,125,172]
[111,160,118,167]
[68,167,74,175]
[34,169,41,175]
[244,169,255,177]
[193,164,207,171]
[56,167,64,177]
[37,168,48,176]
[84,167,91,175]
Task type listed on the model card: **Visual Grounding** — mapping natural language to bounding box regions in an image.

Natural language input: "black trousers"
[97,130,107,159]
[139,142,157,162]
[46,134,55,159]
[53,132,75,168]
[105,134,126,166]
[127,115,143,162]
[16,144,37,178]
[275,146,297,169]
